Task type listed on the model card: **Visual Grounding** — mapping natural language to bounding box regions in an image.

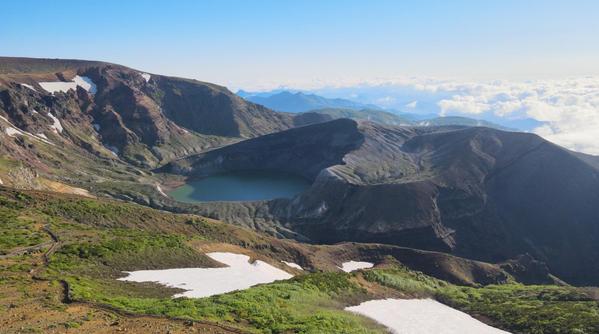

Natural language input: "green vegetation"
[361,266,449,296]
[438,284,599,334]
[42,218,385,332]
[49,230,214,274]
[0,156,21,172]
[66,273,381,334]
[363,267,599,334]
[0,195,47,254]
[3,188,599,333]
[6,190,383,333]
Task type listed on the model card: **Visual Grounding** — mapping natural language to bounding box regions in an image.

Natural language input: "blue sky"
[2,1,599,154]
[2,0,599,88]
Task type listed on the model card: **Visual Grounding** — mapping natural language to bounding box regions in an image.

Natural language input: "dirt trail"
[0,240,54,259]
[0,224,246,334]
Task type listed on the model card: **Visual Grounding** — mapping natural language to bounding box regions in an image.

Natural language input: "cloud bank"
[252,76,599,155]
[433,77,599,155]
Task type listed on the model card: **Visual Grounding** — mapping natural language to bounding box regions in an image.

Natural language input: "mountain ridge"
[241,90,380,113]
[3,56,599,287]
[164,119,599,285]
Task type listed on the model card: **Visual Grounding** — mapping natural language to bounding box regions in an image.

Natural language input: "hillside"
[297,108,512,131]
[165,119,599,286]
[300,107,411,125]
[3,186,596,333]
[0,57,310,203]
[0,57,294,167]
[416,116,513,131]
[2,57,599,333]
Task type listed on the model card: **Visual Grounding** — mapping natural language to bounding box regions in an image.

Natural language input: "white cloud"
[375,96,397,106]
[237,76,599,155]
[405,100,418,108]
[438,95,491,115]
[433,77,599,154]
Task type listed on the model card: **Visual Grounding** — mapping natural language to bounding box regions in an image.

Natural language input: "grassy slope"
[0,188,386,333]
[2,187,599,333]
[363,268,599,334]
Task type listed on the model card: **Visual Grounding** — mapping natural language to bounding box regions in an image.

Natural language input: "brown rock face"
[0,57,294,168]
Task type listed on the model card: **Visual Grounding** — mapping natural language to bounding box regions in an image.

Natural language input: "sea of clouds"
[433,77,599,155]
[274,76,599,155]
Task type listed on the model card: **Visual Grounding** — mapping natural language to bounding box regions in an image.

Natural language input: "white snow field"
[282,261,303,270]
[72,75,97,93]
[1,116,53,145]
[19,83,36,91]
[5,127,21,136]
[345,298,511,334]
[39,75,97,94]
[47,113,63,133]
[155,184,168,197]
[118,252,294,298]
[140,73,151,82]
[339,260,374,272]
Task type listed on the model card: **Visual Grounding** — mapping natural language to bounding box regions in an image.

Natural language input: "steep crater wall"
[161,118,365,181]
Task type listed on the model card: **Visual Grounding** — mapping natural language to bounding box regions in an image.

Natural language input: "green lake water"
[168,170,311,203]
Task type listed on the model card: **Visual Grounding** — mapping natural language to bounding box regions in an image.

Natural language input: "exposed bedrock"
[165,119,599,285]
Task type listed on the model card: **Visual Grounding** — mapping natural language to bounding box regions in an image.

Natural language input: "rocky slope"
[165,119,599,285]
[0,57,312,204]
[0,57,294,171]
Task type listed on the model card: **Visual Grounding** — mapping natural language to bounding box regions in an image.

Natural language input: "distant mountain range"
[238,90,380,113]
[240,89,544,131]
[241,91,518,131]
[297,108,510,131]
[415,116,513,130]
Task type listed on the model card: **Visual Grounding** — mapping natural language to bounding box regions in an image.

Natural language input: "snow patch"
[37,133,48,140]
[106,145,119,156]
[339,261,374,272]
[0,116,53,145]
[39,75,97,94]
[118,252,294,298]
[38,81,77,94]
[0,177,3,185]
[47,113,63,133]
[282,261,303,270]
[19,83,36,91]
[72,75,97,94]
[5,127,21,137]
[156,184,168,197]
[92,123,101,131]
[140,73,151,82]
[346,299,510,334]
